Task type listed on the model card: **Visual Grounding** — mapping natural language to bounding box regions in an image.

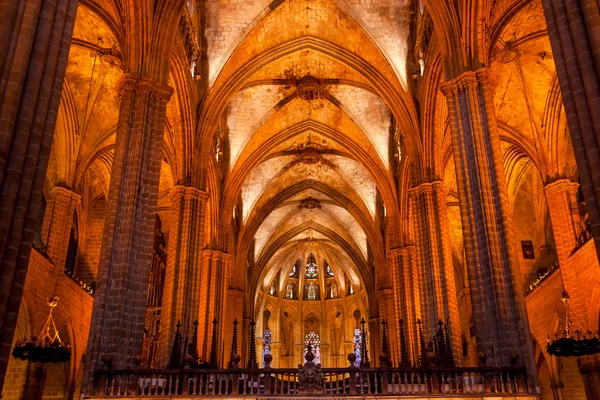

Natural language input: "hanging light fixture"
[546,291,600,357]
[12,297,71,364]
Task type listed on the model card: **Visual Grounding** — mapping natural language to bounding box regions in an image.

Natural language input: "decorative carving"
[298,344,323,394]
[116,74,174,101]
[178,12,200,79]
[299,197,321,210]
[298,150,321,165]
[297,75,322,102]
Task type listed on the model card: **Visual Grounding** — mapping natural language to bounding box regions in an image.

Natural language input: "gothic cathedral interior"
[1,0,600,399]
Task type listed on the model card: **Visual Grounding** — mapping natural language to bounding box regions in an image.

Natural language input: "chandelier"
[546,291,600,357]
[12,297,71,363]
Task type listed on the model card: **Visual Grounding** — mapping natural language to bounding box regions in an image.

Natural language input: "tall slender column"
[159,186,208,364]
[441,70,535,375]
[198,250,230,363]
[388,246,420,365]
[42,186,80,268]
[0,0,78,392]
[375,288,397,362]
[84,74,173,380]
[408,181,461,362]
[542,0,600,260]
[222,288,244,366]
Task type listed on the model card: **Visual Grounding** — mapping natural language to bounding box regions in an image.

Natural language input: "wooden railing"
[93,366,530,397]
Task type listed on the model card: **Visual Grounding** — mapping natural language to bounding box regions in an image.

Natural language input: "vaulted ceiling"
[46,0,576,307]
[206,0,418,303]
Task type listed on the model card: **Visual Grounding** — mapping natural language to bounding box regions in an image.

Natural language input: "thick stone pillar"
[84,74,173,380]
[543,180,589,319]
[441,70,536,375]
[408,181,461,360]
[159,186,208,364]
[0,0,78,392]
[544,179,581,264]
[198,250,230,363]
[579,355,600,400]
[41,186,80,268]
[542,0,600,260]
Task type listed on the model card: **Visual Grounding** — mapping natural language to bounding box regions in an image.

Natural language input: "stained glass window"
[304,332,321,365]
[262,329,272,368]
[326,265,334,277]
[353,328,362,366]
[305,253,318,278]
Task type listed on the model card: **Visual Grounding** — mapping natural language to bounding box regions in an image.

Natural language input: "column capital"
[202,249,232,263]
[407,181,447,197]
[170,185,209,202]
[543,178,579,196]
[117,73,174,101]
[387,245,415,258]
[48,185,81,204]
[387,247,403,258]
[440,68,490,97]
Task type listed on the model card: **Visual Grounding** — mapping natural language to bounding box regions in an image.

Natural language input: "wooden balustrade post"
[264,370,272,394]
[232,371,240,394]
[350,371,356,394]
[95,372,107,396]
[381,371,389,394]
[182,368,190,395]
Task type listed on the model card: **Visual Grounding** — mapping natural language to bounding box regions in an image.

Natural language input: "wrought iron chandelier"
[12,297,71,363]
[546,291,600,357]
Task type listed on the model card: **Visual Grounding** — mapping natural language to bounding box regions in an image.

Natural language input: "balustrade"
[94,365,529,397]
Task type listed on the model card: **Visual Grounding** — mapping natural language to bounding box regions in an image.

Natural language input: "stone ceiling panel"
[227,85,287,168]
[210,0,402,95]
[322,155,376,217]
[242,155,297,221]
[74,5,119,48]
[341,0,411,85]
[328,85,391,168]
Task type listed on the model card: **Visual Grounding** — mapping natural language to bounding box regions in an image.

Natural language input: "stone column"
[222,288,244,366]
[375,288,397,362]
[544,179,580,264]
[84,74,173,380]
[542,0,600,261]
[441,70,536,375]
[42,186,80,268]
[0,0,78,391]
[388,246,419,366]
[543,180,588,315]
[198,250,230,363]
[159,186,208,364]
[579,355,600,400]
[408,181,461,360]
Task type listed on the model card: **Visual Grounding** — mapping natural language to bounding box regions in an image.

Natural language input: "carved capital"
[117,73,174,101]
[202,249,232,263]
[407,180,447,197]
[48,186,81,207]
[170,185,209,202]
[117,73,139,98]
[543,178,579,196]
[440,68,490,98]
